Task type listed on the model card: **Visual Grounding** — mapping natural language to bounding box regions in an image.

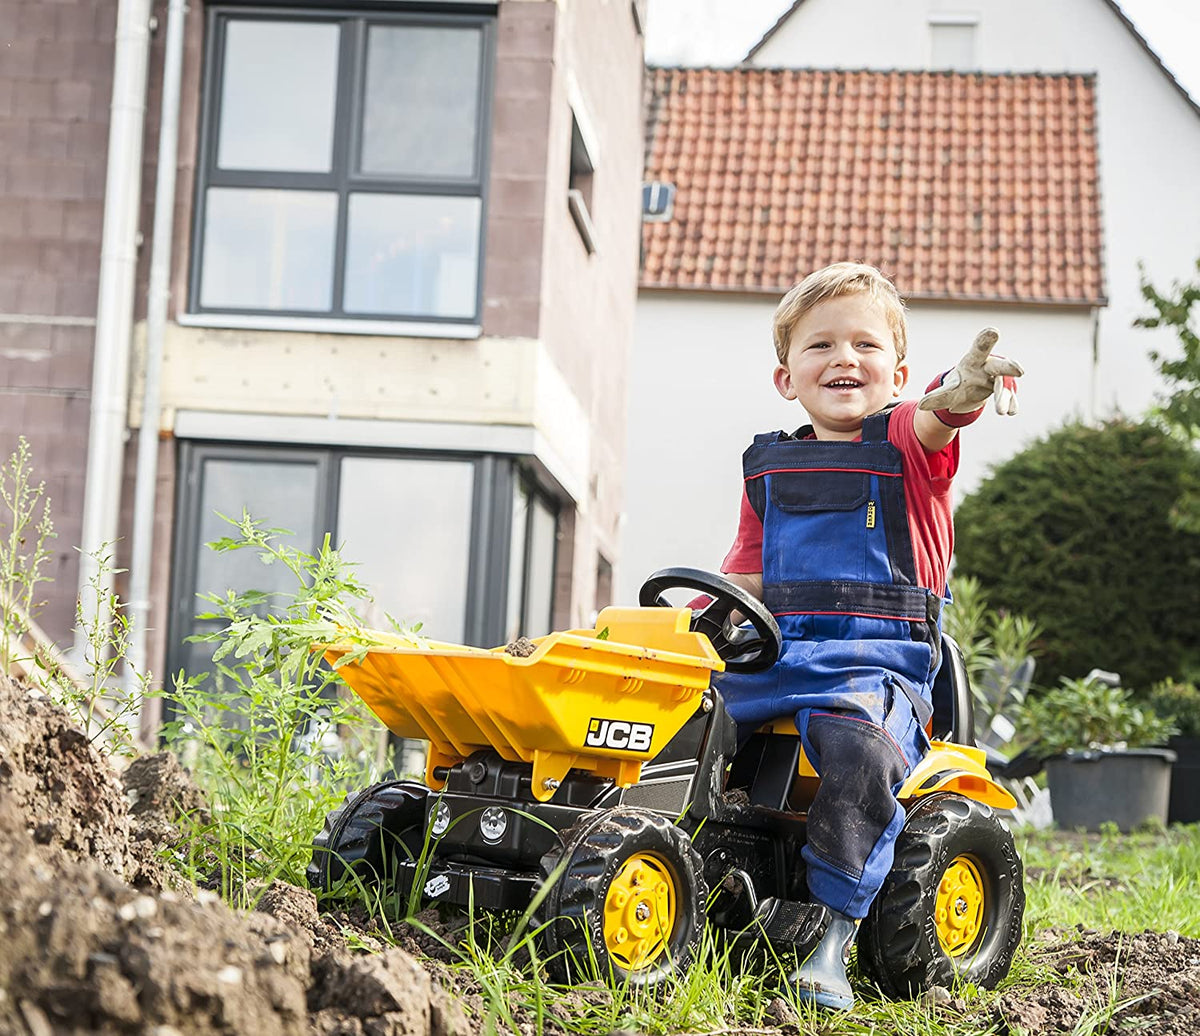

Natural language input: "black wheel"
[538,807,707,988]
[639,567,782,673]
[306,779,428,895]
[859,793,1025,997]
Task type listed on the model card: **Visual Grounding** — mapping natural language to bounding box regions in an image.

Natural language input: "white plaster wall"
[749,0,1200,423]
[617,291,1094,604]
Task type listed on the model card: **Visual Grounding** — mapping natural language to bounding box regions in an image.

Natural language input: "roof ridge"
[649,65,1098,82]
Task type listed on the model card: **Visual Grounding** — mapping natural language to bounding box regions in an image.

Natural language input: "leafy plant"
[1015,675,1177,757]
[943,574,1040,733]
[1145,678,1200,739]
[0,440,143,755]
[160,511,422,901]
[0,436,55,672]
[57,543,146,755]
[1136,257,1200,442]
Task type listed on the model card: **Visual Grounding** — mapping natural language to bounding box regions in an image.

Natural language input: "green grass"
[1018,821,1200,938]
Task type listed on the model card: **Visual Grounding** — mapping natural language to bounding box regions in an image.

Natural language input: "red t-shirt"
[721,400,958,594]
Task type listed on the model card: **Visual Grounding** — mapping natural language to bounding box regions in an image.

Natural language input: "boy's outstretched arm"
[914,327,1024,452]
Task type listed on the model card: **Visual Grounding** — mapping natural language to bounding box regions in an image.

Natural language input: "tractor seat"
[930,633,974,745]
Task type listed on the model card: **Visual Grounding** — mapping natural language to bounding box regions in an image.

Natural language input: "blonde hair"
[772,262,908,364]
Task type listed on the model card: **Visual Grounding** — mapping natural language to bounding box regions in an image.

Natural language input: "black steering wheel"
[638,567,781,673]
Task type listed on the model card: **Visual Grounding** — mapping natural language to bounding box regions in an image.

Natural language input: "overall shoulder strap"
[860,403,900,443]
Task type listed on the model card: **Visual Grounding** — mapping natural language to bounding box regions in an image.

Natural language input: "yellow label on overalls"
[866,501,877,528]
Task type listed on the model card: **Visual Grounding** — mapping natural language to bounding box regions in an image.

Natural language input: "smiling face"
[773,293,909,440]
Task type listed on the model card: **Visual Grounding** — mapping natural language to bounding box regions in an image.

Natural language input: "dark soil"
[1,672,1198,1035]
[993,926,1200,1034]
[503,637,537,658]
[0,674,469,1036]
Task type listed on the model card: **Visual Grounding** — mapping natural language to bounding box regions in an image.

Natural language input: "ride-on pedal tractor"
[308,569,1025,996]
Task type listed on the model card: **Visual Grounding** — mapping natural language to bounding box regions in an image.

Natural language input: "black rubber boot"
[789,908,859,1010]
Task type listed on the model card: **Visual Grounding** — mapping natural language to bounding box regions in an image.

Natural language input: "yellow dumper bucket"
[324,606,723,801]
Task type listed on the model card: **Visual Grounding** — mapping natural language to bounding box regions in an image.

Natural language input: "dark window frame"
[566,108,597,254]
[165,441,562,726]
[188,4,495,325]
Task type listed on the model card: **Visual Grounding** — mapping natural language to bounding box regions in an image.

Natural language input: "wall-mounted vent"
[642,181,675,222]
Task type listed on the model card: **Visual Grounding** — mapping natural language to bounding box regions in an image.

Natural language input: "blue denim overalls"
[716,408,945,917]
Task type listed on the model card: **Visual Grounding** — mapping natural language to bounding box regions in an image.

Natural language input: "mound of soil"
[0,674,469,1036]
[1,671,1197,1035]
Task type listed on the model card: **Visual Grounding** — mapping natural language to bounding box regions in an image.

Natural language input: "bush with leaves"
[954,419,1200,691]
[942,574,1039,733]
[1016,674,1177,758]
[1136,258,1200,442]
[1145,678,1200,740]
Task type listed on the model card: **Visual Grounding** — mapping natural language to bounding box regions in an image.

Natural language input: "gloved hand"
[918,328,1024,417]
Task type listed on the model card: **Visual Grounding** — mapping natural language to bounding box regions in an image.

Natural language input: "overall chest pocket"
[769,470,871,514]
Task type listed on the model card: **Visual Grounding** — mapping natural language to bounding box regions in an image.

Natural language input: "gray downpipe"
[127,0,189,737]
[74,0,154,662]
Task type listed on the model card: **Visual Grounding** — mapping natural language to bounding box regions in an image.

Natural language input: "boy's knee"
[807,713,908,843]
[808,713,908,786]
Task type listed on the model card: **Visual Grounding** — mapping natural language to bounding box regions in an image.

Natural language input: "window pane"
[217,20,339,172]
[524,497,557,639]
[930,23,976,70]
[178,455,321,718]
[336,457,474,643]
[193,458,320,606]
[505,484,529,642]
[361,24,482,178]
[200,188,337,311]
[343,193,481,318]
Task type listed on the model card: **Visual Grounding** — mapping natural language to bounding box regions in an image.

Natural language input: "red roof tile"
[641,68,1106,305]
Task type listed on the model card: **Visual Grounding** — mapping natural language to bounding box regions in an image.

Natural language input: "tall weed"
[0,436,55,671]
[161,511,420,901]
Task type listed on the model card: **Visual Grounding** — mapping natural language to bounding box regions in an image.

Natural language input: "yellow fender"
[898,741,1017,811]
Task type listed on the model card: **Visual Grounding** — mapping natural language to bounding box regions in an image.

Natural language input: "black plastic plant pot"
[1167,737,1200,825]
[1045,748,1177,832]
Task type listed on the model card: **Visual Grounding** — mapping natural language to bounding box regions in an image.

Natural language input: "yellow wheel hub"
[603,852,677,971]
[935,855,986,957]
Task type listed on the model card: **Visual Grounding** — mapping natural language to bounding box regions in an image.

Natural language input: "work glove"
[918,328,1024,419]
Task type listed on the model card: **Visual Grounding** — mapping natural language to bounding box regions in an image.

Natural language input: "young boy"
[715,262,1022,1010]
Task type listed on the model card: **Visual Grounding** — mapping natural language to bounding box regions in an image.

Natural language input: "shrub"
[1015,675,1177,757]
[1145,679,1200,739]
[160,512,421,897]
[954,419,1200,690]
[942,574,1039,732]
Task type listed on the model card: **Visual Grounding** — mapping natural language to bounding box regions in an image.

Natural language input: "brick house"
[1,0,647,731]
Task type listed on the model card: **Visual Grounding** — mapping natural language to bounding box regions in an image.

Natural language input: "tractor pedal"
[751,897,830,954]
